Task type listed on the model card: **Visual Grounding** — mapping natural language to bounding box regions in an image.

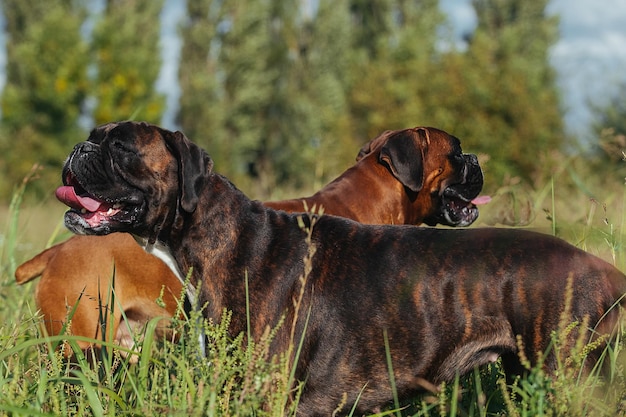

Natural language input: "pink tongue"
[471,195,492,205]
[55,186,103,212]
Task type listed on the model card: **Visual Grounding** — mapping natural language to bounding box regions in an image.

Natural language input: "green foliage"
[0,0,608,205]
[350,0,445,140]
[349,0,394,59]
[0,0,88,134]
[177,0,357,196]
[0,0,166,200]
[175,0,566,195]
[176,0,225,156]
[273,0,356,192]
[0,0,89,198]
[590,83,626,173]
[213,0,294,192]
[593,82,626,139]
[454,0,564,185]
[91,0,166,124]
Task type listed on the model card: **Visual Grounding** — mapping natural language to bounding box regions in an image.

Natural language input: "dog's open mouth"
[56,173,124,228]
[438,188,491,227]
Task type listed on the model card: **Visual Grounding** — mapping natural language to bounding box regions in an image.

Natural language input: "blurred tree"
[590,83,626,165]
[91,0,165,124]
[437,0,565,185]
[592,83,626,139]
[282,0,356,193]
[178,0,350,197]
[349,0,393,59]
[349,0,445,141]
[215,0,298,195]
[0,0,89,198]
[177,0,357,197]
[177,0,225,150]
[0,0,570,202]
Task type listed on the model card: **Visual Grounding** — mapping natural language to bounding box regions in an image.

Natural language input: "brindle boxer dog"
[19,126,484,359]
[56,121,626,416]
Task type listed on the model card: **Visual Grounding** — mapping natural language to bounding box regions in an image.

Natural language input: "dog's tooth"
[81,208,87,214]
[113,203,122,209]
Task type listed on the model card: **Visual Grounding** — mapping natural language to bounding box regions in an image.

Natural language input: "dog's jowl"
[56,121,626,416]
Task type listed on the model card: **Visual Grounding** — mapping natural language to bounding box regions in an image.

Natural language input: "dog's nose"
[464,155,484,196]
[463,153,479,166]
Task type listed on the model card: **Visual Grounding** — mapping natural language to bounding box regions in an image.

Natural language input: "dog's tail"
[15,245,59,284]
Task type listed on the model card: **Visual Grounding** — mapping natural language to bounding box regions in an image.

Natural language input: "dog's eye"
[108,140,141,170]
[111,141,134,155]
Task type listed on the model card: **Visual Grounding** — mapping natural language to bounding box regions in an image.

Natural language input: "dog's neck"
[133,234,207,357]
[163,175,314,336]
[266,161,415,225]
[133,235,197,305]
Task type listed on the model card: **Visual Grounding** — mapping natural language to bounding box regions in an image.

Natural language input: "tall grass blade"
[383,328,401,417]
[70,370,105,417]
[245,269,251,347]
[1,164,40,277]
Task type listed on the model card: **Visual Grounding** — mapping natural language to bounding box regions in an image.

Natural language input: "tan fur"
[15,233,182,360]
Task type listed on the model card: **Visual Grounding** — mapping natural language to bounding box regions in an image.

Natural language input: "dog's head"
[56,121,212,243]
[356,127,485,227]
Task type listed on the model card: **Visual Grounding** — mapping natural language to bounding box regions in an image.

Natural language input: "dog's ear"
[164,130,213,213]
[356,130,394,161]
[379,129,428,193]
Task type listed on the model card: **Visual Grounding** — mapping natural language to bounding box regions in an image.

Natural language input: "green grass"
[2,167,626,416]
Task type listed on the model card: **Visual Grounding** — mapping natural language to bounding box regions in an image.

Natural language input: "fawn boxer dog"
[15,233,183,361]
[55,121,625,415]
[17,126,485,359]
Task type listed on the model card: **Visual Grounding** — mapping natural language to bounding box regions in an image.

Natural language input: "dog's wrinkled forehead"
[422,127,461,152]
[87,121,171,158]
[87,122,121,145]
[88,121,160,147]
[84,121,176,178]
[449,134,462,153]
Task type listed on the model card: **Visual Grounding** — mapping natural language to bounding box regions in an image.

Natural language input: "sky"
[439,0,626,141]
[1,0,625,142]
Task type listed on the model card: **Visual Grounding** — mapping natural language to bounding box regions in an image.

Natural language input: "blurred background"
[0,0,625,241]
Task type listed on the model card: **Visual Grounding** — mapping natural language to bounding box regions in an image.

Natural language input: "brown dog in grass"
[14,233,184,361]
[16,126,485,360]
[55,121,625,415]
